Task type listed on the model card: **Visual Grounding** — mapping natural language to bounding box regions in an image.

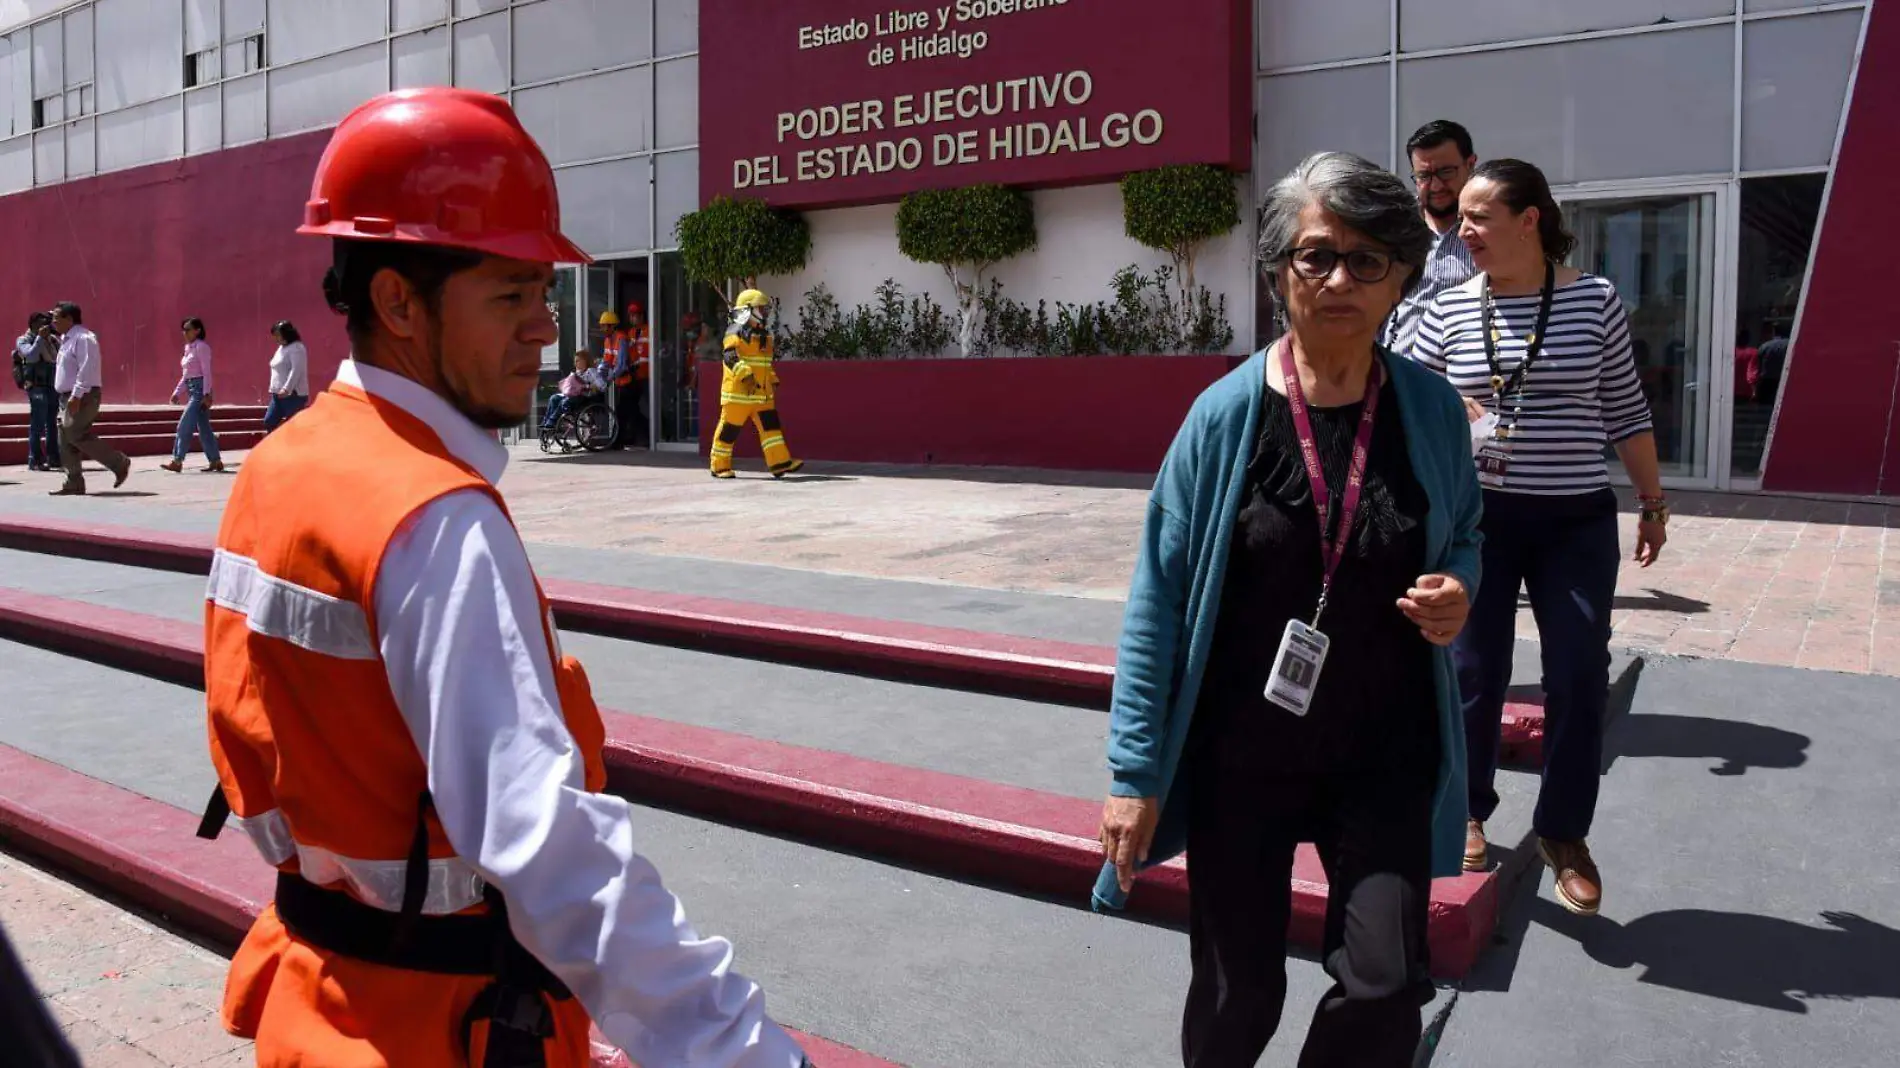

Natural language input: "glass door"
[1563,186,1726,486]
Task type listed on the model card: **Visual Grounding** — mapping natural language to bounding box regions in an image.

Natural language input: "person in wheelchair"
[542,349,608,430]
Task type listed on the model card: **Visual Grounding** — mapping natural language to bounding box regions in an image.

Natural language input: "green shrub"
[674,196,812,304]
[1121,165,1241,335]
[895,185,1037,357]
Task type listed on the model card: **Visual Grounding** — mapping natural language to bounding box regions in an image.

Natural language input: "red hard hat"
[298,88,590,265]
[625,301,644,316]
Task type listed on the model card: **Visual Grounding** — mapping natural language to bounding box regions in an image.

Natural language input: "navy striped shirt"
[1412,273,1654,496]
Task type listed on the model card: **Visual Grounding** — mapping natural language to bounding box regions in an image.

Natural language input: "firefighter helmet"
[734,289,770,310]
[297,88,590,265]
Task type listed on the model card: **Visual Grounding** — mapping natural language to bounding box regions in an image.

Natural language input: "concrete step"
[0,405,268,428]
[0,430,265,465]
[0,573,1532,980]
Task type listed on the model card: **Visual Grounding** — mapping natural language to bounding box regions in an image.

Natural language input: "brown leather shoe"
[112,459,131,487]
[48,484,84,496]
[1463,819,1488,872]
[159,460,184,472]
[202,461,226,473]
[1538,838,1602,916]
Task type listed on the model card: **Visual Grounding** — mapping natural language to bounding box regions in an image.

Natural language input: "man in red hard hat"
[198,88,812,1068]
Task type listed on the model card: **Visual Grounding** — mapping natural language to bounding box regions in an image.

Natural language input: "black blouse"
[1190,377,1441,778]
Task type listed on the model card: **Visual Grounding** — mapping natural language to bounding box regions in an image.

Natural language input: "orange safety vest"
[204,380,607,1067]
[606,326,650,386]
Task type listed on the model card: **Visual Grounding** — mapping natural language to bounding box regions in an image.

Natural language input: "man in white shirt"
[1380,120,1480,359]
[48,301,131,495]
[199,88,812,1068]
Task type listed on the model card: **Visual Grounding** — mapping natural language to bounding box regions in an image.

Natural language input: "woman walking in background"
[161,317,223,473]
[1095,151,1482,1067]
[263,320,309,431]
[1412,159,1667,917]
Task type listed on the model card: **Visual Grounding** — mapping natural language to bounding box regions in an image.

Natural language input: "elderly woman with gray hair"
[1093,151,1483,1066]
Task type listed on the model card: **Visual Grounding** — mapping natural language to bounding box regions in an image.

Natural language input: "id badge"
[1265,619,1331,716]
[1476,440,1510,488]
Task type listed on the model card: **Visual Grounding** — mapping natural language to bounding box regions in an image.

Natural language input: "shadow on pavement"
[1603,712,1810,776]
[509,442,1157,490]
[1529,897,1900,1012]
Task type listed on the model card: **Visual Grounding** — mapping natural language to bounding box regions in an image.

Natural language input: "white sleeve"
[375,490,805,1068]
[290,343,309,394]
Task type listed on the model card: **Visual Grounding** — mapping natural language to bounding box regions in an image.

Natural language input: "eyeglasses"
[1287,247,1397,284]
[1410,165,1463,188]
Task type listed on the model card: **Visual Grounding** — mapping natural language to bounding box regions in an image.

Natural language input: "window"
[184,47,219,88]
[223,33,265,77]
[1730,174,1825,476]
[32,93,60,129]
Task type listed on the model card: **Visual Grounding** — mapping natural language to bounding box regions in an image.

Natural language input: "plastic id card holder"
[1265,618,1330,716]
[1476,439,1510,489]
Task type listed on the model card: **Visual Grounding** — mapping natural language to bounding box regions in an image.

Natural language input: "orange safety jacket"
[201,380,608,1067]
[606,326,650,386]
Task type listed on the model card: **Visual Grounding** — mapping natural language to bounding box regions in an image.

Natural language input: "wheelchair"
[538,396,618,453]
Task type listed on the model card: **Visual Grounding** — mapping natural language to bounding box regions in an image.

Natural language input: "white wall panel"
[0,42,11,136]
[32,125,60,181]
[655,56,693,149]
[223,70,264,143]
[556,156,650,254]
[767,183,1255,354]
[64,7,91,87]
[453,12,508,93]
[96,94,182,172]
[1400,0,1734,53]
[517,65,650,164]
[457,0,510,14]
[394,0,449,33]
[1258,0,1387,70]
[0,133,31,192]
[1746,0,1865,9]
[269,0,384,67]
[30,19,58,95]
[185,83,218,154]
[97,0,185,111]
[269,42,387,136]
[514,0,650,85]
[655,149,695,247]
[1256,64,1389,181]
[8,33,28,136]
[67,116,92,174]
[1742,9,1863,171]
[1398,26,1733,183]
[393,27,451,89]
[184,0,218,52]
[656,0,694,55]
[224,0,264,39]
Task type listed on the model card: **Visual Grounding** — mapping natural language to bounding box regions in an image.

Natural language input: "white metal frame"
[1557,179,1734,491]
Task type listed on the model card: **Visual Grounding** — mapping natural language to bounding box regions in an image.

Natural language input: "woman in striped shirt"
[1412,159,1667,919]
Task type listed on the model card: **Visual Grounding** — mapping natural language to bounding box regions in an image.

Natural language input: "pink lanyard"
[1278,339,1383,627]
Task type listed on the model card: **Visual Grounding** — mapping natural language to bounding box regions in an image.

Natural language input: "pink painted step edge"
[0,742,896,1067]
[0,586,1505,978]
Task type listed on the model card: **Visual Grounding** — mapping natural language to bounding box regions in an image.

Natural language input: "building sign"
[697,0,1251,211]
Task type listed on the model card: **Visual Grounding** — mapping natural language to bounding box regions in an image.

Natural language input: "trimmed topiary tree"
[1121,165,1241,341]
[896,184,1037,358]
[675,196,813,305]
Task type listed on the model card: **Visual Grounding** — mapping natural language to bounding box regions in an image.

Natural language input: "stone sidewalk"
[0,850,250,1067]
[3,445,1896,675]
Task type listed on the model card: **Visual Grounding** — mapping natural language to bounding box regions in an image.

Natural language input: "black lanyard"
[1480,260,1557,400]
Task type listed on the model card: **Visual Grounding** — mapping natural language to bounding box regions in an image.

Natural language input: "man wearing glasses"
[1381,119,1479,358]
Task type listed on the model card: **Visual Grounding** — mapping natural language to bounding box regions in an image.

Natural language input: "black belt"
[273,872,555,980]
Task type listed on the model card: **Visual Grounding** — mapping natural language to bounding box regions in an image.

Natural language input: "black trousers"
[1182,763,1435,1068]
[1455,490,1619,842]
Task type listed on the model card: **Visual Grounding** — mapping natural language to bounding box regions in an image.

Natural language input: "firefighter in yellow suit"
[710,288,803,480]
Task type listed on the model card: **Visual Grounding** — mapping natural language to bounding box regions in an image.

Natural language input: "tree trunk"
[1176,247,1198,343]
[947,264,979,359]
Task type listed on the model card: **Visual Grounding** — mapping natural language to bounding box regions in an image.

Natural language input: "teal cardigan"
[1092,348,1483,912]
